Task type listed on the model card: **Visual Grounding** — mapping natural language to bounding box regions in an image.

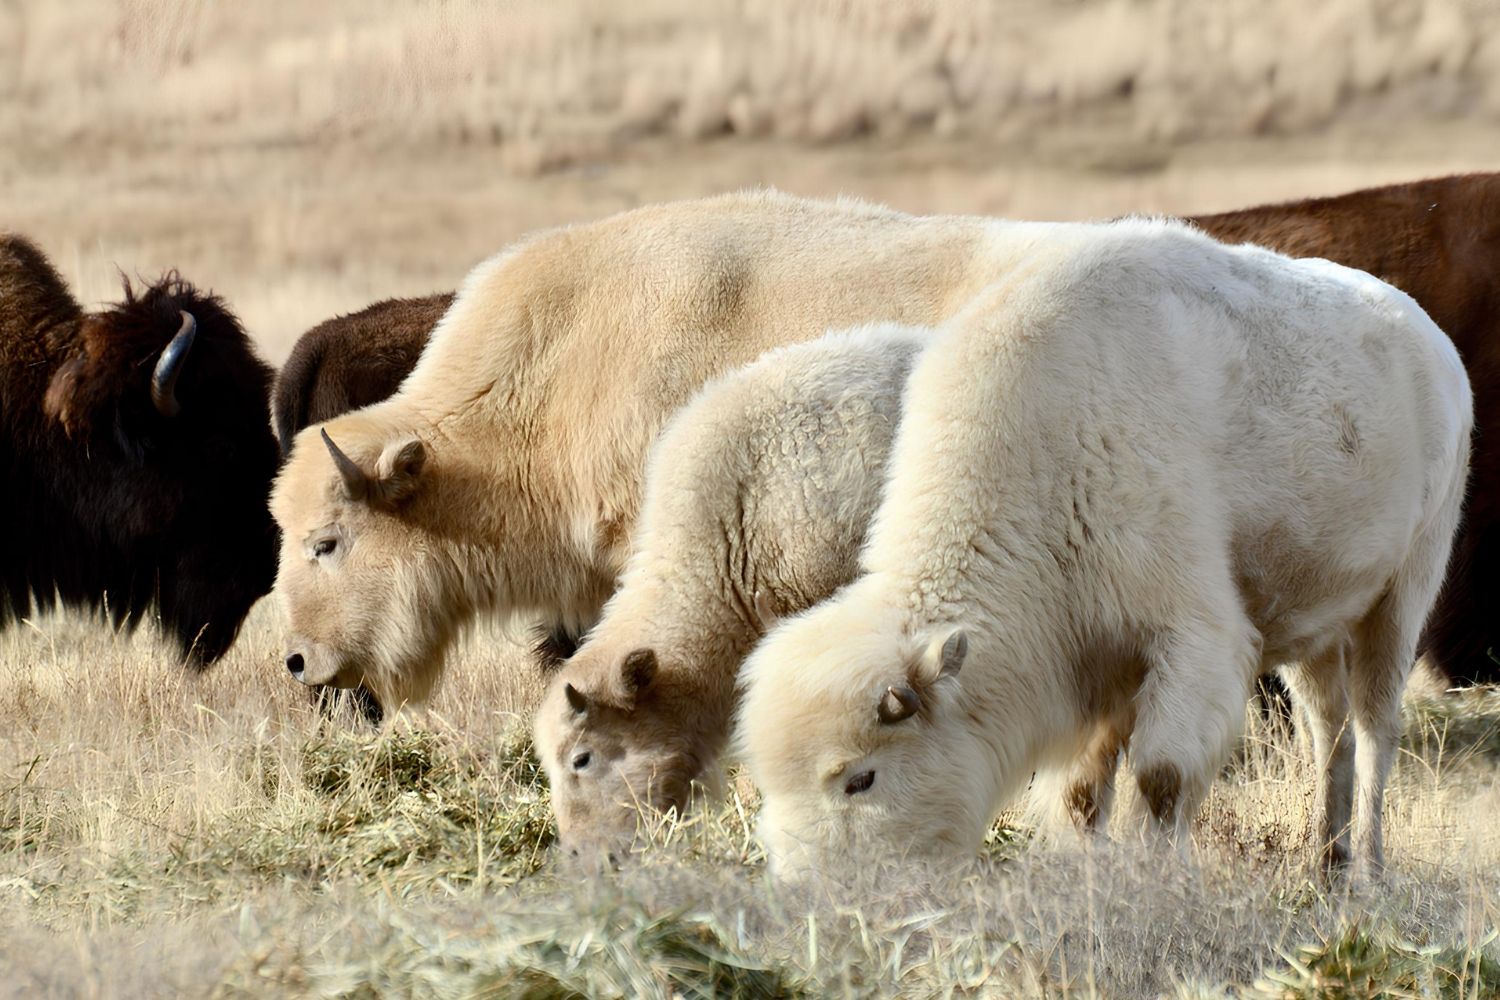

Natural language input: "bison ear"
[916,628,968,684]
[373,437,426,507]
[620,648,658,697]
[43,356,89,438]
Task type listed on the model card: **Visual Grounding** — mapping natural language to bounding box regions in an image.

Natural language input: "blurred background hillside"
[3,0,1499,360]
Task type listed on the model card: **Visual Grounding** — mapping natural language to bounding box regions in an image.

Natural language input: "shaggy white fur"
[533,324,925,858]
[270,191,1071,708]
[738,218,1472,883]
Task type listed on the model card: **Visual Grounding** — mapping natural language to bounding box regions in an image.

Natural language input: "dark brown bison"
[271,293,454,457]
[1,234,279,665]
[272,292,579,722]
[1190,173,1500,686]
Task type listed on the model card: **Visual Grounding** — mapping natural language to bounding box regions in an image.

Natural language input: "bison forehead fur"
[0,233,280,666]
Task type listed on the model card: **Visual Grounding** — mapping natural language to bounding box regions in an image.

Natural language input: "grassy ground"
[4,2,1500,996]
[1,608,1497,997]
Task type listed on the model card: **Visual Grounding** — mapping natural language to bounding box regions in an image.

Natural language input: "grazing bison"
[535,324,925,858]
[272,291,578,725]
[272,293,452,725]
[739,220,1471,882]
[1189,173,1500,685]
[0,234,280,665]
[271,293,454,457]
[270,191,1060,711]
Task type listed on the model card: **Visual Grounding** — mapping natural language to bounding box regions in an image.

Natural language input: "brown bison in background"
[269,174,1500,689]
[1191,173,1499,687]
[271,293,453,457]
[0,235,280,665]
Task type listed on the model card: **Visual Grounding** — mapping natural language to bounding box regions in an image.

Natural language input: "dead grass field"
[3,2,1500,996]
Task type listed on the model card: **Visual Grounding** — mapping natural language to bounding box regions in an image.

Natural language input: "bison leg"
[1130,614,1259,844]
[1347,601,1421,883]
[1063,718,1129,835]
[1347,627,1405,883]
[530,620,583,670]
[1026,716,1129,840]
[1279,650,1354,873]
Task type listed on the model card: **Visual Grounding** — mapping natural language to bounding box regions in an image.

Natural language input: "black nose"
[285,652,304,678]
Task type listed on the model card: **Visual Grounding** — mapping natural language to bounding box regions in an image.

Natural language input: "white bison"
[534,324,925,858]
[739,219,1471,883]
[270,192,1073,709]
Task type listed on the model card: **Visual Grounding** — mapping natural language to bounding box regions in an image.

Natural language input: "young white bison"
[271,192,1070,710]
[739,219,1471,884]
[534,324,925,859]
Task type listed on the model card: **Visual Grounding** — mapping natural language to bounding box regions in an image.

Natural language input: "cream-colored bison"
[271,192,1068,709]
[739,219,1471,883]
[534,324,925,858]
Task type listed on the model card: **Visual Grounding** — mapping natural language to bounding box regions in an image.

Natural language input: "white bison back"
[635,322,929,614]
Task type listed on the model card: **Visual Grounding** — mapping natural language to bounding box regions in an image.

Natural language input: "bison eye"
[844,770,875,796]
[313,538,337,558]
[572,751,592,771]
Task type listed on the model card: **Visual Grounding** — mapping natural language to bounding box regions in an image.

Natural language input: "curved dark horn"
[565,683,588,714]
[877,685,920,724]
[321,428,370,501]
[151,311,197,417]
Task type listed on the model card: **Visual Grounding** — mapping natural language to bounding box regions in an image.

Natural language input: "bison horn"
[878,685,920,724]
[565,682,588,714]
[321,428,370,501]
[151,311,197,417]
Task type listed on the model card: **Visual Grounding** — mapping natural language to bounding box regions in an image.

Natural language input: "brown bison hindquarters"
[1191,170,1500,685]
[272,293,455,456]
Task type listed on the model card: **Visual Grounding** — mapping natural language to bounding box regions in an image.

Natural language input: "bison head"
[35,272,279,665]
[738,589,987,880]
[271,414,455,709]
[535,644,719,862]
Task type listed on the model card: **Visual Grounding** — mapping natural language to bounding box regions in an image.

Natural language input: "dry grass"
[1,605,1496,998]
[5,2,1500,996]
[7,1,1500,365]
[9,0,1500,166]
